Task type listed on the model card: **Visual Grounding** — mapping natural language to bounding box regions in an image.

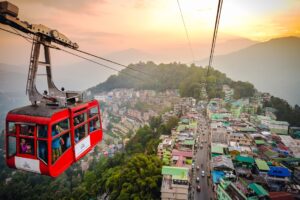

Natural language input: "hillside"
[89,62,255,100]
[198,36,300,105]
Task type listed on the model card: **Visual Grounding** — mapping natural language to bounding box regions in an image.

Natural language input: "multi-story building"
[161,166,189,200]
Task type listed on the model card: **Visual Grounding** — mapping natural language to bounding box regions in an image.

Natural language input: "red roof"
[277,143,289,151]
[269,192,294,200]
[172,149,193,157]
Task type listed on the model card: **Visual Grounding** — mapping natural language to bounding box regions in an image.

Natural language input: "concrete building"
[161,166,189,200]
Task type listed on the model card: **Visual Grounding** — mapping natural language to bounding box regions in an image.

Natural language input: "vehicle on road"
[197,185,201,192]
[196,177,200,182]
[201,170,205,177]
[196,165,200,170]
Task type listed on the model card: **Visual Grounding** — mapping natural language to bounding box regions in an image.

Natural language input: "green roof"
[270,128,288,135]
[239,127,256,132]
[211,145,224,154]
[248,183,269,197]
[264,150,278,158]
[177,125,186,132]
[161,166,189,180]
[255,159,270,171]
[255,140,265,145]
[188,122,197,129]
[181,118,189,124]
[183,139,195,146]
[236,155,255,164]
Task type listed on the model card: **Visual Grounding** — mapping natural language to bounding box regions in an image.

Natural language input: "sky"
[0,0,299,92]
[0,0,299,64]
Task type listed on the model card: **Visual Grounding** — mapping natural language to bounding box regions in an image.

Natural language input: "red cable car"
[6,100,103,177]
[1,2,103,177]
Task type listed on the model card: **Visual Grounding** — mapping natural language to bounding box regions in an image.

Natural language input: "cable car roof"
[8,104,66,118]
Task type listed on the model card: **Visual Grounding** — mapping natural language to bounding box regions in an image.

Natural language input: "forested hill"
[89,62,256,100]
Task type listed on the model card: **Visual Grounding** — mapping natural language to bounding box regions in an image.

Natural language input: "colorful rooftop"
[235,155,255,164]
[161,166,189,181]
[248,183,269,197]
[255,159,270,171]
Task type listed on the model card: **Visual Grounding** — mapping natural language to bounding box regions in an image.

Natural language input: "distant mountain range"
[0,36,299,105]
[197,36,300,106]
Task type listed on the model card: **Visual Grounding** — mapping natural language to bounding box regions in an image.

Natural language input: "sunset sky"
[0,0,299,71]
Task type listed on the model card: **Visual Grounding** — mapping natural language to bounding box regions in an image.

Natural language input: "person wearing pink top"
[20,139,27,153]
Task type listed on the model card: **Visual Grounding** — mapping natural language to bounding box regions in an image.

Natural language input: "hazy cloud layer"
[16,0,106,11]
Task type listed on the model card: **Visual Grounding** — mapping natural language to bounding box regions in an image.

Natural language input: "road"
[191,115,212,200]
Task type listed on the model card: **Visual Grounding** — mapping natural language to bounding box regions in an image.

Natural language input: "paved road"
[191,115,212,200]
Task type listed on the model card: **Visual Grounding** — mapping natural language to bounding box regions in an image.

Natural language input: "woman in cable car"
[5,99,103,177]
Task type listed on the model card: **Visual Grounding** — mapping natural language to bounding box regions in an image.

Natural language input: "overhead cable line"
[73,48,154,78]
[0,26,146,83]
[176,0,195,63]
[0,26,32,40]
[58,48,146,82]
[207,0,223,77]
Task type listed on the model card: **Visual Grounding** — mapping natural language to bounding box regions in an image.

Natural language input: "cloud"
[12,0,106,11]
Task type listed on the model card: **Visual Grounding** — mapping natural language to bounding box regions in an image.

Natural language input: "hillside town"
[155,85,300,200]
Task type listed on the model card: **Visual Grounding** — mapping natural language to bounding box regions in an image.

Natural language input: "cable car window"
[55,119,69,130]
[89,117,100,133]
[20,138,34,155]
[38,140,48,164]
[51,120,70,164]
[20,124,34,136]
[74,113,87,126]
[51,132,71,164]
[75,124,88,142]
[89,107,99,118]
[8,122,16,135]
[38,125,48,138]
[8,136,16,157]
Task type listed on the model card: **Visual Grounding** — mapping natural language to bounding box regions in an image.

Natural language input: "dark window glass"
[89,117,100,133]
[20,124,34,136]
[38,125,48,138]
[8,136,16,156]
[38,140,48,164]
[75,124,88,143]
[74,113,87,126]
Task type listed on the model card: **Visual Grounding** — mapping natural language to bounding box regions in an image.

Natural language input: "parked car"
[196,165,200,170]
[197,185,201,192]
[196,177,200,182]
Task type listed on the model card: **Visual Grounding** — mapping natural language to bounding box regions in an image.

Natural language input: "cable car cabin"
[5,99,103,177]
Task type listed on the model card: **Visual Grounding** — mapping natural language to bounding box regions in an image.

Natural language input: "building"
[216,178,247,200]
[161,166,189,200]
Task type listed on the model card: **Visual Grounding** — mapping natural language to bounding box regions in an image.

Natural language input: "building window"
[8,136,16,157]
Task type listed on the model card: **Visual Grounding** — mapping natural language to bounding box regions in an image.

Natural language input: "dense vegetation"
[0,117,166,200]
[89,62,255,100]
[264,96,300,126]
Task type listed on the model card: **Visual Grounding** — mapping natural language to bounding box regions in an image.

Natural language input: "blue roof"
[212,171,225,184]
[268,166,291,178]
